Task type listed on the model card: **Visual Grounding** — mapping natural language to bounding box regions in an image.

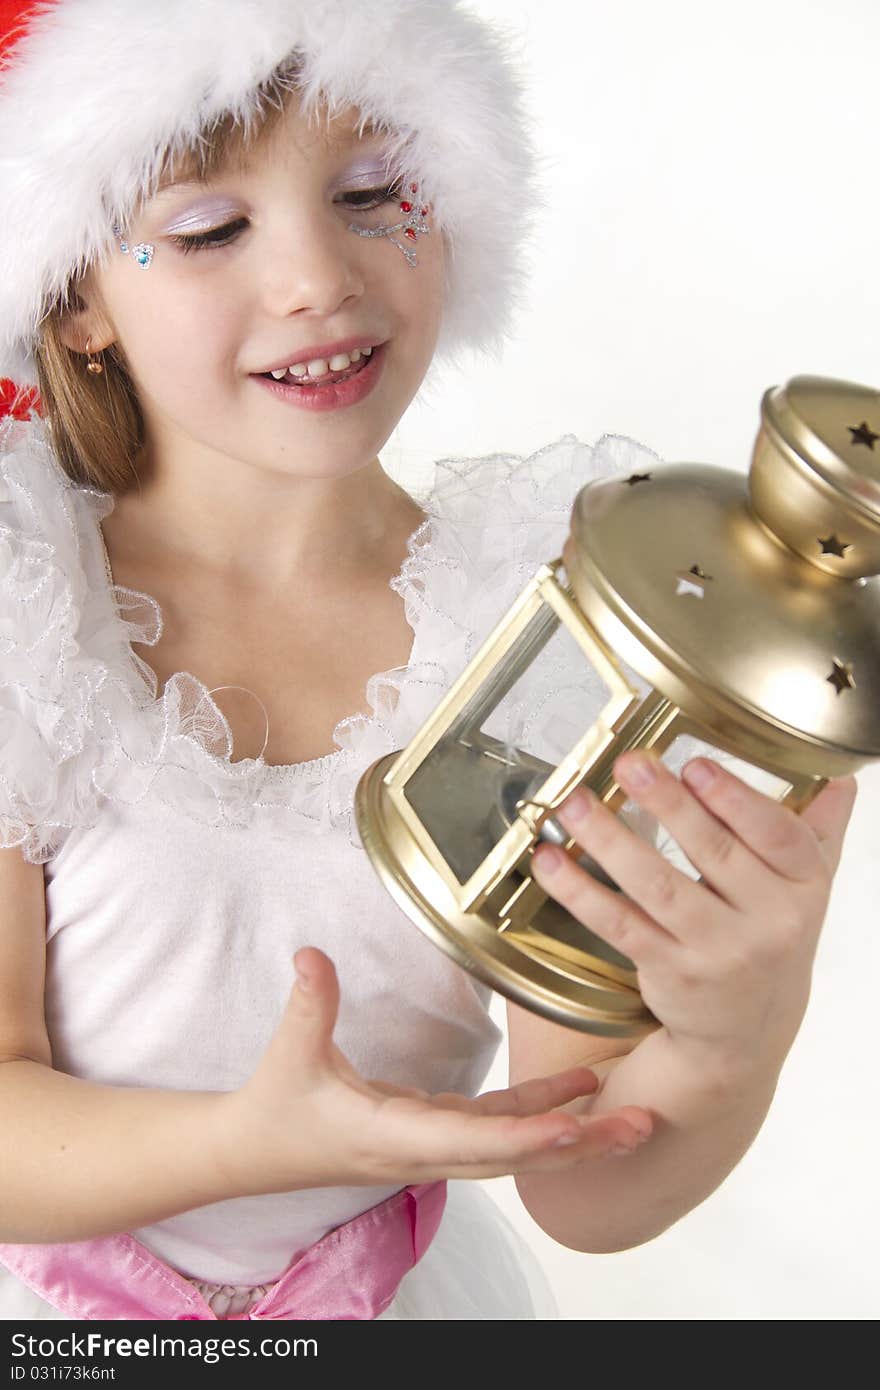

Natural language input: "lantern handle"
[514,776,587,836]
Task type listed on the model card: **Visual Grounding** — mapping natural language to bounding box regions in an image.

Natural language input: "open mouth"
[257,346,380,390]
[251,341,388,411]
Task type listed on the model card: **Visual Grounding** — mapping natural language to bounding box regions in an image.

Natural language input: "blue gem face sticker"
[112,223,154,269]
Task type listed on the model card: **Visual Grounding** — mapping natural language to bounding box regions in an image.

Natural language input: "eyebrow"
[154,124,392,196]
[154,177,222,196]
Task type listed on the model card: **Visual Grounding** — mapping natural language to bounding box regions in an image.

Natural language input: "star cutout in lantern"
[818,534,851,557]
[625,473,652,486]
[826,658,855,695]
[675,564,713,598]
[848,420,879,450]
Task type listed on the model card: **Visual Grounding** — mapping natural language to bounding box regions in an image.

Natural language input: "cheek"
[397,225,447,336]
[419,216,446,283]
[420,228,448,333]
[118,282,240,386]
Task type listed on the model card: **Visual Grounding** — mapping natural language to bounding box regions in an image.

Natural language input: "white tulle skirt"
[378,1181,559,1319]
[0,1182,559,1321]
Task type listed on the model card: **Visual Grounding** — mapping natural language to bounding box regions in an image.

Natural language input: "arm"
[511,754,856,1256]
[0,846,241,1243]
[508,1002,778,1254]
[0,849,650,1246]
[0,1057,240,1243]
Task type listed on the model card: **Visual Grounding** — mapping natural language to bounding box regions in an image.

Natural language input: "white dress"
[0,413,659,1320]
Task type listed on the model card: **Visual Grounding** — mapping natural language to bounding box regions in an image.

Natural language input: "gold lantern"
[354,376,880,1037]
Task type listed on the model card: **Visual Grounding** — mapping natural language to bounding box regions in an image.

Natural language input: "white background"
[385,0,879,1319]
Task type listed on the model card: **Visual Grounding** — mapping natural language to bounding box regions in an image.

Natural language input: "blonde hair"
[33,55,367,495]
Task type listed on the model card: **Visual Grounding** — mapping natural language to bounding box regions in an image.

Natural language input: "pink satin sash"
[0,1181,447,1321]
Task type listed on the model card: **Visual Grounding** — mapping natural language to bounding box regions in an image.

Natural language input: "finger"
[531,835,672,962]
[366,1080,433,1101]
[605,750,777,912]
[504,1106,656,1178]
[679,757,836,883]
[261,948,340,1082]
[436,1066,602,1116]
[370,1095,653,1180]
[535,779,708,947]
[366,1067,600,1115]
[799,776,858,874]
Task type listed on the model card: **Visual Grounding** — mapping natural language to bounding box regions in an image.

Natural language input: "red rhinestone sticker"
[347,175,430,266]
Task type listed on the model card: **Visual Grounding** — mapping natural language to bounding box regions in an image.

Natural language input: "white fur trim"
[0,0,546,385]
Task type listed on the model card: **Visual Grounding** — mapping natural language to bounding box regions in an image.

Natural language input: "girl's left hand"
[529,751,858,1080]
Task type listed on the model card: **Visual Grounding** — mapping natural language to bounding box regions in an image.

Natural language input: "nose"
[259,210,366,318]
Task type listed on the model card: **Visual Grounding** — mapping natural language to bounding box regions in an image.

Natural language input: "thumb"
[801,775,858,873]
[281,947,341,1053]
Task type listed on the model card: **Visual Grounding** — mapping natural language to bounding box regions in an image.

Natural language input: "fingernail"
[618,754,657,791]
[533,845,563,876]
[683,759,717,791]
[603,1142,638,1157]
[552,1132,581,1148]
[559,788,591,821]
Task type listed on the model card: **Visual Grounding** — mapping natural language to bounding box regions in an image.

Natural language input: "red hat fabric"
[0,0,47,65]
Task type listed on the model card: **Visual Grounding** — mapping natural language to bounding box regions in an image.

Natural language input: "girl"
[0,0,855,1323]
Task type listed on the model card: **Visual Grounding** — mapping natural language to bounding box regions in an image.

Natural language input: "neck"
[103,446,426,594]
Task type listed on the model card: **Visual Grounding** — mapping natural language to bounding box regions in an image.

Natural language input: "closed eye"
[169,217,250,253]
[169,182,405,254]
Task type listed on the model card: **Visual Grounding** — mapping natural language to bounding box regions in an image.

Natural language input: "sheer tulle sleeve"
[0,417,123,863]
[1,420,82,861]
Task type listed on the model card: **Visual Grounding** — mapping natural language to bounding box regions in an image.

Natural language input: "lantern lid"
[565,376,880,767]
[763,374,880,523]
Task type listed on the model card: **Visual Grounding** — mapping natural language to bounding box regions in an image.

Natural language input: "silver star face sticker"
[347,180,431,267]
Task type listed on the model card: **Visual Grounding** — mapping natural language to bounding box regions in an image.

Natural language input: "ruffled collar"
[0,413,648,861]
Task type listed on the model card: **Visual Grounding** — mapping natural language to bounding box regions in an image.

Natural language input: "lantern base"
[355,751,661,1037]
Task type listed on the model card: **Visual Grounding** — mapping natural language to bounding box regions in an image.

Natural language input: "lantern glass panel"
[402,600,616,886]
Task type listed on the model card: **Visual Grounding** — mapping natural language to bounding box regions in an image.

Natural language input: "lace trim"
[95,509,434,781]
[182,1277,272,1320]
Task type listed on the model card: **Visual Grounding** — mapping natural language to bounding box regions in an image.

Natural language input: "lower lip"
[251,342,387,412]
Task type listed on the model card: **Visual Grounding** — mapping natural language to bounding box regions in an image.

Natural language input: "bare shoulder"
[0,846,51,1067]
[506,996,638,1087]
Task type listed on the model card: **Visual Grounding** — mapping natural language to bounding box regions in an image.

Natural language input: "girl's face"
[73,100,446,485]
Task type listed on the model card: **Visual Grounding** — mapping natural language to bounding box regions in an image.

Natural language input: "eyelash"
[169,182,404,254]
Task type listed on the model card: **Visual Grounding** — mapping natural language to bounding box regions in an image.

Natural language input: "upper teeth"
[268,345,373,380]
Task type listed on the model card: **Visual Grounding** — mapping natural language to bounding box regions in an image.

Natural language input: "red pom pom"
[0,378,42,421]
[0,1,50,66]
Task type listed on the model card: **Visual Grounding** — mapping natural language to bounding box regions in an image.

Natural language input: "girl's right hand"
[211,947,653,1198]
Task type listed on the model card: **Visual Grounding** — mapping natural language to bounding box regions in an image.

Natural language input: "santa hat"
[0,0,544,400]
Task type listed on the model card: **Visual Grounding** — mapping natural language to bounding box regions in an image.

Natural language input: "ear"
[56,272,116,356]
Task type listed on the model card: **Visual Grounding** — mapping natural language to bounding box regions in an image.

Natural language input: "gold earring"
[85,335,104,376]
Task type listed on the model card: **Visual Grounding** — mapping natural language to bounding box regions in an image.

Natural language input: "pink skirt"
[0,1181,558,1321]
